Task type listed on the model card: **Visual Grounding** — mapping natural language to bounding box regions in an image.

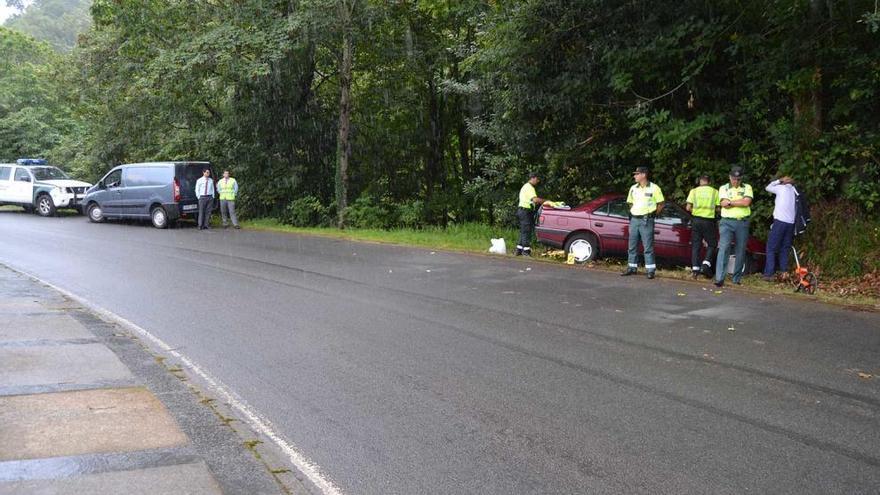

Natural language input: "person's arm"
[233,180,239,195]
[654,186,665,215]
[685,189,694,212]
[766,179,782,194]
[531,196,545,206]
[194,178,201,196]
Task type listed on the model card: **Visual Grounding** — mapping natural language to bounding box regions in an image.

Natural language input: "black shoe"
[713,280,724,288]
[691,271,700,280]
[515,249,522,256]
[647,271,656,279]
[234,225,241,229]
[223,225,229,229]
[522,250,532,257]
[621,269,637,276]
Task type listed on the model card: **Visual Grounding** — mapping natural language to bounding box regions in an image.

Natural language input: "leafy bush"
[345,195,396,229]
[801,201,880,278]
[282,195,330,227]
[397,200,425,228]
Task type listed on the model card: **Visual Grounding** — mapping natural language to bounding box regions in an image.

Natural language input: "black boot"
[621,268,637,276]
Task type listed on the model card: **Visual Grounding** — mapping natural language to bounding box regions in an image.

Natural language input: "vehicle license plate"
[183,204,198,211]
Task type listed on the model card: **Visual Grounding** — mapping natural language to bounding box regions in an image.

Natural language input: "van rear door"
[175,163,212,216]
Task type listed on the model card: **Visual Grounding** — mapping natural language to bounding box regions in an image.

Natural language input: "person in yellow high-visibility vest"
[217,170,240,229]
[516,172,545,256]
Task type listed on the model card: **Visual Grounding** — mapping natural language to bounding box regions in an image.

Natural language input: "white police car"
[0,159,93,216]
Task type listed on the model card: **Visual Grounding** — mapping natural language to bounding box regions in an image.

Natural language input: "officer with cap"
[685,174,719,279]
[714,166,753,287]
[622,166,664,279]
[515,172,545,256]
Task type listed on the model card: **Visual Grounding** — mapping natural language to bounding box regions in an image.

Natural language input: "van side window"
[105,169,122,188]
[14,168,31,182]
[0,166,11,181]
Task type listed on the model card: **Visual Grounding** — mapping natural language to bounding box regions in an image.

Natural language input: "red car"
[536,194,765,272]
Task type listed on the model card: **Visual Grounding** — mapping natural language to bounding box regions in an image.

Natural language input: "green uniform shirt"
[519,182,537,209]
[686,185,718,219]
[627,182,664,216]
[718,183,753,219]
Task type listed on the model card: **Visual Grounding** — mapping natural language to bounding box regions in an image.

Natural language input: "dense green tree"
[4,0,91,52]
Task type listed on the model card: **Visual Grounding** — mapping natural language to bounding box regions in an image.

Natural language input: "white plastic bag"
[489,238,507,255]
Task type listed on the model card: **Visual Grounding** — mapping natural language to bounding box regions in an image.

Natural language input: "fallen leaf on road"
[526,267,532,271]
[430,251,436,255]
[425,269,431,273]
[615,309,623,313]
[858,372,873,380]
[677,292,686,297]
[727,326,735,332]
[714,290,723,295]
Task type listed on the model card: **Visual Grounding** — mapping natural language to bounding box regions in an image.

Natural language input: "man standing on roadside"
[195,168,215,230]
[762,175,797,281]
[622,166,664,279]
[217,170,240,229]
[685,174,719,279]
[714,167,753,287]
[516,172,545,256]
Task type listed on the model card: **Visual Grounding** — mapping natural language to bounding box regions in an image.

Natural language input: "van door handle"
[594,222,603,227]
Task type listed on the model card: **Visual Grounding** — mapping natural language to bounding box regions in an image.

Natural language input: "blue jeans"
[763,219,795,276]
[715,218,750,283]
[628,217,656,271]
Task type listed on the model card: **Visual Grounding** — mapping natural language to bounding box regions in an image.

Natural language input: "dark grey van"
[83,161,215,229]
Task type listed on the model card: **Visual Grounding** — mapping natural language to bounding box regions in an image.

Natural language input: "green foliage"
[3,0,91,52]
[801,201,880,278]
[282,195,332,227]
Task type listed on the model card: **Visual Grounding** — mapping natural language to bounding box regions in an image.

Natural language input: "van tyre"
[87,203,105,223]
[564,233,599,263]
[36,195,56,217]
[151,206,168,229]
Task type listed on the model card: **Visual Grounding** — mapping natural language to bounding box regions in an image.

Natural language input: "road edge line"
[6,264,344,495]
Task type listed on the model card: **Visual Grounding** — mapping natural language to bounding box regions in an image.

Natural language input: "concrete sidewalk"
[0,267,307,494]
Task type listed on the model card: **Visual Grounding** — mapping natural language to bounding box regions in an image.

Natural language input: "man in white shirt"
[194,168,216,230]
[763,175,796,280]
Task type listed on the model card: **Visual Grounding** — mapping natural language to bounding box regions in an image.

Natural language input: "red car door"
[591,197,631,256]
[654,203,692,263]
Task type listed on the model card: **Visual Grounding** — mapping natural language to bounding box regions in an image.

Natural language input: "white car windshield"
[31,167,70,181]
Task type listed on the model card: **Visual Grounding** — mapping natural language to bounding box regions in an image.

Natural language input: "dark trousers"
[690,217,718,272]
[763,219,795,276]
[198,195,213,228]
[516,207,534,251]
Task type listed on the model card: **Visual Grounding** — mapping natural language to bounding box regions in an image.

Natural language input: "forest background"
[1,0,879,280]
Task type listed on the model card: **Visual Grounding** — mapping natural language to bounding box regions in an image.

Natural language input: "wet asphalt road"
[1,210,879,494]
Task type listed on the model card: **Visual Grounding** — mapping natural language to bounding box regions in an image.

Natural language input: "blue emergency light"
[16,158,48,165]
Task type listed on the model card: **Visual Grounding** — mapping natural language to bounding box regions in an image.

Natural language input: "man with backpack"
[762,175,798,281]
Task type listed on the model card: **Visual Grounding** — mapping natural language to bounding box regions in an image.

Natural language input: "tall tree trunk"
[335,0,354,229]
[425,75,445,223]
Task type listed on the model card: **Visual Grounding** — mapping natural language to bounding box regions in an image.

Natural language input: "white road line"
[11,266,344,495]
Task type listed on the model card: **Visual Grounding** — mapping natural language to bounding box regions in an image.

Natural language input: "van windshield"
[31,167,70,181]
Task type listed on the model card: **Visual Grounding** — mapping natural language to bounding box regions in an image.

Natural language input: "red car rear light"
[538,215,545,225]
[173,177,180,202]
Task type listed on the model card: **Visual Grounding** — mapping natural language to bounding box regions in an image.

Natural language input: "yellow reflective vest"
[217,178,238,201]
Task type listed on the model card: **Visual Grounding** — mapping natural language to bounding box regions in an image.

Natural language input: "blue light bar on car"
[16,158,48,165]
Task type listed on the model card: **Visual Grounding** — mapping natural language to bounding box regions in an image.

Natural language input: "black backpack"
[793,186,811,236]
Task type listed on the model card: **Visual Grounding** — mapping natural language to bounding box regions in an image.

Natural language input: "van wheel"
[36,195,56,217]
[87,203,105,223]
[564,233,599,263]
[151,206,168,229]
